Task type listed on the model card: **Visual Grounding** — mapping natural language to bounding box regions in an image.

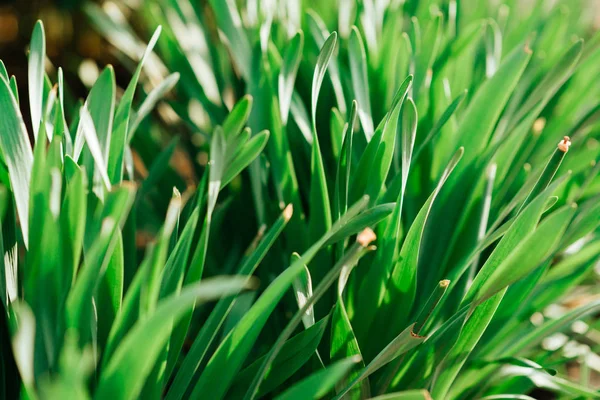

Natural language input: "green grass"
[1,0,600,398]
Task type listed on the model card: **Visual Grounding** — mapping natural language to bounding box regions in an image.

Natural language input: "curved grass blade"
[165,206,293,400]
[128,72,180,138]
[324,202,394,246]
[207,0,251,79]
[0,60,7,81]
[94,277,254,400]
[350,75,412,203]
[65,184,135,346]
[221,130,270,188]
[108,26,162,183]
[279,32,303,125]
[9,76,18,105]
[28,20,45,140]
[223,95,252,140]
[334,100,357,220]
[349,26,374,139]
[372,148,463,340]
[186,196,369,400]
[454,44,531,168]
[369,390,432,400]
[87,66,116,161]
[243,230,377,400]
[311,32,337,128]
[411,90,467,164]
[518,137,570,212]
[227,316,328,398]
[474,204,576,304]
[335,323,425,399]
[77,106,112,191]
[0,76,33,248]
[292,255,315,329]
[309,32,337,243]
[330,239,371,398]
[306,11,346,115]
[274,356,361,400]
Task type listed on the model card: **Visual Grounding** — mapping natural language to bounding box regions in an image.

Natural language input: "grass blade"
[94,277,254,400]
[274,357,361,400]
[28,20,45,140]
[0,76,33,248]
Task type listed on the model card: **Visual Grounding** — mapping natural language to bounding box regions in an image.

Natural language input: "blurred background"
[2,0,600,118]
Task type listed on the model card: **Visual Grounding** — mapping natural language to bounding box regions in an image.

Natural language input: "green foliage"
[2,0,600,399]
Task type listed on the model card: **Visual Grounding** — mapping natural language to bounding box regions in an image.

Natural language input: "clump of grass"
[2,0,600,399]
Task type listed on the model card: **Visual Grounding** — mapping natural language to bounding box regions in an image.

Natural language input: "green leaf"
[369,390,432,400]
[191,198,369,400]
[351,75,413,203]
[75,106,112,191]
[207,0,251,79]
[8,302,36,395]
[334,100,357,219]
[292,257,315,329]
[454,44,531,168]
[308,32,337,244]
[349,26,373,139]
[279,32,303,125]
[480,357,557,376]
[364,91,415,206]
[80,66,117,170]
[223,95,253,140]
[9,76,18,105]
[377,280,450,391]
[335,323,425,399]
[412,90,467,164]
[189,254,309,400]
[306,11,347,115]
[518,140,569,212]
[245,235,376,399]
[128,72,180,138]
[108,26,162,183]
[228,317,328,398]
[330,240,370,398]
[514,39,584,125]
[165,205,292,400]
[474,204,576,303]
[94,277,254,400]
[65,184,136,346]
[0,60,8,81]
[274,357,361,400]
[465,178,568,304]
[61,159,87,289]
[221,130,270,188]
[0,75,33,248]
[28,20,46,140]
[311,32,337,128]
[431,291,507,399]
[324,202,394,246]
[379,147,463,337]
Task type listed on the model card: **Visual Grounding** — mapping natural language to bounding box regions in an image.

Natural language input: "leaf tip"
[558,136,571,153]
[357,228,376,247]
[350,354,362,364]
[283,204,294,221]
